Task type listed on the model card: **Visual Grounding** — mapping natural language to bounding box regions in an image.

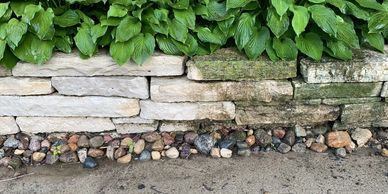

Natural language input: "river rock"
[152,139,164,151]
[245,135,256,146]
[230,131,246,142]
[14,149,24,155]
[292,143,307,153]
[106,146,115,160]
[335,148,347,158]
[283,130,296,146]
[120,137,133,147]
[219,139,236,149]
[114,147,127,159]
[4,136,19,148]
[141,132,161,143]
[310,143,328,153]
[194,134,214,155]
[60,152,78,163]
[254,129,272,146]
[351,128,372,147]
[210,148,221,158]
[68,134,80,144]
[184,132,198,144]
[83,157,98,169]
[277,143,291,154]
[294,125,307,137]
[89,136,104,148]
[180,143,191,159]
[45,152,58,164]
[77,148,88,163]
[326,131,352,148]
[272,128,286,138]
[117,154,132,163]
[237,148,251,157]
[381,148,388,157]
[162,133,174,145]
[166,147,179,159]
[41,140,51,148]
[151,151,161,160]
[316,134,325,144]
[220,148,232,158]
[31,152,46,162]
[77,135,90,148]
[88,148,105,158]
[139,150,151,161]
[134,139,145,154]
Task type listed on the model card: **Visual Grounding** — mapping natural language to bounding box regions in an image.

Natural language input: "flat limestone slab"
[151,77,293,102]
[0,77,53,95]
[16,117,115,133]
[0,67,11,77]
[235,104,340,126]
[140,101,235,121]
[187,48,297,81]
[112,117,158,134]
[0,117,20,135]
[300,49,388,83]
[322,97,381,105]
[0,96,139,117]
[381,82,388,97]
[159,121,200,132]
[340,103,388,126]
[52,76,149,99]
[293,80,382,99]
[12,51,185,77]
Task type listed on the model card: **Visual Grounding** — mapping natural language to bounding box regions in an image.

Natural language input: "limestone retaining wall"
[0,48,387,135]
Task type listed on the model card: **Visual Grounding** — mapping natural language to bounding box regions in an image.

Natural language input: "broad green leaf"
[196,27,224,45]
[0,47,19,69]
[267,8,289,38]
[54,10,80,27]
[291,5,309,36]
[271,0,292,17]
[0,23,6,39]
[107,4,128,18]
[309,0,325,3]
[368,12,388,33]
[0,2,9,18]
[273,37,298,60]
[116,16,141,42]
[326,0,346,12]
[0,8,12,22]
[169,19,188,42]
[74,26,95,57]
[336,19,359,48]
[173,8,196,29]
[10,1,31,17]
[109,0,132,6]
[172,34,198,56]
[295,32,323,60]
[235,13,255,50]
[91,24,108,43]
[6,19,28,49]
[309,5,338,37]
[326,40,352,60]
[110,40,133,65]
[226,0,254,10]
[169,0,189,10]
[244,27,270,59]
[344,2,370,20]
[76,10,94,25]
[130,33,155,64]
[54,36,73,53]
[364,31,384,52]
[156,34,182,55]
[21,4,42,24]
[0,39,5,60]
[355,0,384,11]
[265,39,279,61]
[29,8,55,40]
[12,33,55,64]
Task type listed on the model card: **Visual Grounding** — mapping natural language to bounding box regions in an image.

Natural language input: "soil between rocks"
[0,149,387,194]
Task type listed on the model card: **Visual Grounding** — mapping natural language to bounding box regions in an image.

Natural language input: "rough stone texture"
[0,117,20,135]
[112,117,158,134]
[340,103,388,127]
[0,96,139,117]
[140,101,235,121]
[0,77,53,95]
[382,82,388,97]
[13,51,185,77]
[235,104,340,126]
[151,77,293,102]
[52,77,148,99]
[322,97,381,105]
[16,117,115,133]
[300,49,388,83]
[159,121,200,132]
[0,67,11,77]
[187,48,297,81]
[293,79,382,99]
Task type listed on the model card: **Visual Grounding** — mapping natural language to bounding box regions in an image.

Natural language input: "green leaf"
[21,4,43,24]
[273,37,298,60]
[326,40,352,60]
[267,8,289,38]
[107,4,128,18]
[10,1,30,17]
[91,24,108,43]
[74,26,95,57]
[309,0,325,3]
[309,5,338,37]
[336,19,359,48]
[6,19,28,49]
[29,8,55,40]
[295,32,323,60]
[110,40,133,65]
[156,34,182,55]
[235,13,255,50]
[363,31,384,52]
[169,0,189,10]
[344,2,370,21]
[271,0,292,17]
[355,0,384,11]
[172,34,198,56]
[115,16,141,42]
[0,46,19,69]
[54,10,80,27]
[130,33,155,65]
[109,0,133,6]
[54,36,73,53]
[0,2,9,18]
[12,33,55,64]
[196,27,224,45]
[368,12,388,33]
[169,19,188,42]
[291,5,309,36]
[226,0,254,10]
[244,27,270,59]
[173,7,196,29]
[265,39,279,61]
[0,39,5,60]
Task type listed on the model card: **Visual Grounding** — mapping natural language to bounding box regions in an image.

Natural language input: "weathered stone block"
[0,67,11,77]
[112,117,158,134]
[322,97,381,105]
[140,101,235,120]
[52,77,148,99]
[340,103,388,127]
[235,99,322,107]
[13,51,185,77]
[159,121,200,132]
[0,117,19,135]
[293,80,382,99]
[382,82,388,97]
[187,48,297,81]
[16,117,115,133]
[0,96,139,117]
[151,77,292,102]
[235,104,340,126]
[300,49,388,83]
[0,77,53,95]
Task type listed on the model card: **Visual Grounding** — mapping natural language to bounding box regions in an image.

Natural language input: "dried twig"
[0,173,35,183]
